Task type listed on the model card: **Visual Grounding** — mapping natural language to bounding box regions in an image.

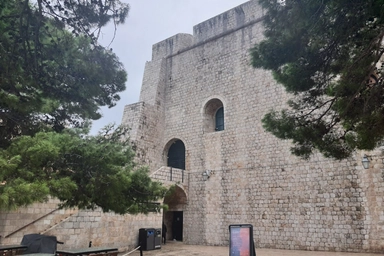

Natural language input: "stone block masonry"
[0,198,162,252]
[122,0,384,253]
[1,0,384,254]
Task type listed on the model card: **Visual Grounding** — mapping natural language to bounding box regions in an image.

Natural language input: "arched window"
[203,98,225,132]
[215,107,224,131]
[167,140,185,170]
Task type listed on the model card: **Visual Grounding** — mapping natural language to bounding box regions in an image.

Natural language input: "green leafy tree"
[251,0,384,160]
[0,0,128,148]
[0,1,167,213]
[0,126,167,214]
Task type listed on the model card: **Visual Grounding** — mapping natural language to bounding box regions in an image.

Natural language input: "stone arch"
[163,184,187,210]
[163,185,187,242]
[164,139,186,170]
[202,97,225,133]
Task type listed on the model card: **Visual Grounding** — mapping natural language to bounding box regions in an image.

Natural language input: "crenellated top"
[151,0,263,60]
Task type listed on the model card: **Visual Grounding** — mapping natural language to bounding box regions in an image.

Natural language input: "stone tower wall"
[121,58,167,171]
[122,0,384,253]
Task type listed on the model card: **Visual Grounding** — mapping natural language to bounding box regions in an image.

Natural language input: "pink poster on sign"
[230,226,251,256]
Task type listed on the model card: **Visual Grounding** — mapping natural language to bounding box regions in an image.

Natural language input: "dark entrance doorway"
[163,186,187,243]
[167,140,185,169]
[172,211,183,241]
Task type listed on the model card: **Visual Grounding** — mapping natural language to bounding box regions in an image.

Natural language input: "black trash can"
[154,229,161,249]
[139,228,155,251]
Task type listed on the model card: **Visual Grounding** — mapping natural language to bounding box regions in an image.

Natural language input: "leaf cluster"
[0,126,167,214]
[0,0,127,148]
[0,1,167,214]
[252,0,384,159]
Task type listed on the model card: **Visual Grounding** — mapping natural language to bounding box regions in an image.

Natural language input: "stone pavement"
[126,241,382,256]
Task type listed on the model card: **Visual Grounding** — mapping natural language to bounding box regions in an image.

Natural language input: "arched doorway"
[163,185,187,242]
[167,140,185,170]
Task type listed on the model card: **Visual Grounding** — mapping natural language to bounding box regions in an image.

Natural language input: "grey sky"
[91,0,249,134]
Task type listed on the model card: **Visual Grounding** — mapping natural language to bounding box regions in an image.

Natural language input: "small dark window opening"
[215,107,224,131]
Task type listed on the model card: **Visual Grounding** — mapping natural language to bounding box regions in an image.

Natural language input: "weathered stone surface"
[121,0,384,253]
[1,1,384,253]
[0,198,162,252]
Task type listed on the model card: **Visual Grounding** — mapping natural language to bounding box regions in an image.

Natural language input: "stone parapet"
[149,1,264,61]
[150,166,187,187]
[152,34,194,61]
[193,0,264,44]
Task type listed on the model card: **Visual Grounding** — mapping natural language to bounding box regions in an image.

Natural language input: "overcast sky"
[91,0,249,134]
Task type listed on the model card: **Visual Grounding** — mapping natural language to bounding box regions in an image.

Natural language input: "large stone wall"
[0,199,162,252]
[121,0,384,253]
[0,199,75,245]
[1,0,384,253]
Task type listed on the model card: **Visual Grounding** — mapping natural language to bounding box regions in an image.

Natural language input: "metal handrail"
[4,208,59,238]
[40,213,76,235]
[150,166,185,183]
[5,166,183,239]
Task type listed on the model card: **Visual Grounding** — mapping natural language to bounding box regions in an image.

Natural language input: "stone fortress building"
[121,0,384,253]
[1,0,384,253]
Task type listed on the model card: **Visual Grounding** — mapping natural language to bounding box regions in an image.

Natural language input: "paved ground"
[125,241,382,256]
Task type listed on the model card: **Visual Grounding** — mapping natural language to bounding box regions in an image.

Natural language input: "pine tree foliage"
[0,0,128,148]
[0,1,168,213]
[0,126,167,214]
[252,0,384,159]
